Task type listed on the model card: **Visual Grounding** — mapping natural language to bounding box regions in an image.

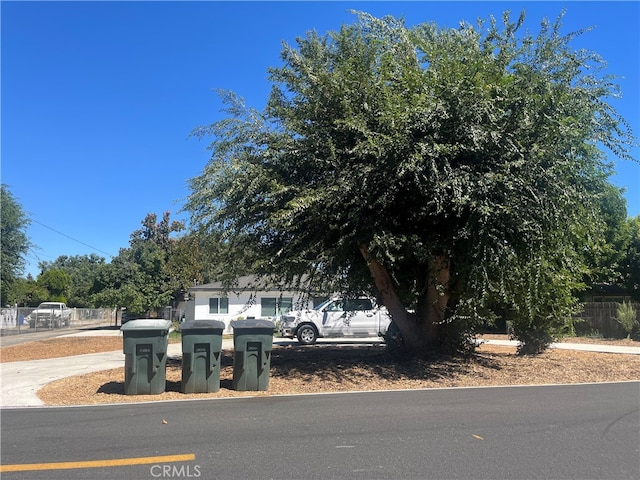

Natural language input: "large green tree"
[9,276,49,307]
[39,254,106,307]
[620,216,640,301]
[583,184,630,285]
[186,11,635,354]
[1,185,32,306]
[92,212,188,314]
[36,269,72,303]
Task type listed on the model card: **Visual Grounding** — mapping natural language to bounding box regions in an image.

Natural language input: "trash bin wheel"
[296,324,318,345]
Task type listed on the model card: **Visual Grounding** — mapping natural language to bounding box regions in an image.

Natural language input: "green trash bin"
[231,319,275,391]
[180,319,225,393]
[121,319,171,395]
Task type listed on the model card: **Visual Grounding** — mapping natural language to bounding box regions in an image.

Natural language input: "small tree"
[616,301,638,339]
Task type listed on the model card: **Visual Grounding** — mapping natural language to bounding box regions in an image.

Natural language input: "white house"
[186,276,322,332]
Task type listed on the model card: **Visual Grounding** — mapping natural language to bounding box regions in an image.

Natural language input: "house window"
[209,297,229,314]
[261,297,293,317]
[280,297,293,314]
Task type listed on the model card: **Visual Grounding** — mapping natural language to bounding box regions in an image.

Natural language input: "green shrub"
[512,323,555,355]
[616,301,638,339]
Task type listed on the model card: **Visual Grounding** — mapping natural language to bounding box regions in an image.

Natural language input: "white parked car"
[278,298,392,345]
[28,302,72,329]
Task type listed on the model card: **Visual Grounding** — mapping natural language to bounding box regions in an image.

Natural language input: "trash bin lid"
[180,319,225,331]
[230,319,275,330]
[121,319,172,331]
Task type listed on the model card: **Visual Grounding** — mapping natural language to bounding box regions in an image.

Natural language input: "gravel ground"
[1,335,638,406]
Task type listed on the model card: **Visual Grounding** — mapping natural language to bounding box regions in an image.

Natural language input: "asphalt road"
[1,382,638,480]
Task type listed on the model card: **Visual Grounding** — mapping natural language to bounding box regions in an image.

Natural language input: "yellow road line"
[0,453,196,473]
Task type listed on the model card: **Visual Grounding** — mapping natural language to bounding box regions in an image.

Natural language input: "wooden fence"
[573,302,640,338]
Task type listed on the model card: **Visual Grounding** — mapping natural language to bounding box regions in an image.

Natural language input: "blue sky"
[2,1,639,279]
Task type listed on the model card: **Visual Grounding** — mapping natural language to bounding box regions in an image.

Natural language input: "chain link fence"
[1,305,186,336]
[0,306,116,335]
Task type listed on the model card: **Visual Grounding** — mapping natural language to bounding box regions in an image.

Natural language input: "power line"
[30,219,116,258]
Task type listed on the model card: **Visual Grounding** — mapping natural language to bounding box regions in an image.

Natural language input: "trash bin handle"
[153,353,163,373]
[209,351,218,373]
[128,353,136,374]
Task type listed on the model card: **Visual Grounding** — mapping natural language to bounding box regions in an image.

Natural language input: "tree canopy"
[92,212,197,314]
[1,185,31,306]
[38,254,106,307]
[10,212,207,312]
[186,11,636,354]
[37,269,72,303]
[620,216,640,301]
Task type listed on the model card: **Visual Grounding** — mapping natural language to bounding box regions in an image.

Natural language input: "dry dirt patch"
[0,336,124,363]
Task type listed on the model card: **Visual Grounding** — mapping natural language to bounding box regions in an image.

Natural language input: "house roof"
[188,275,309,295]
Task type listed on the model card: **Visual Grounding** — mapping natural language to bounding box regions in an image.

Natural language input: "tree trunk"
[360,244,451,353]
[420,255,451,342]
[359,244,424,351]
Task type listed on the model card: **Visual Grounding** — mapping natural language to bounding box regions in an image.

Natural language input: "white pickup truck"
[28,302,72,329]
[278,298,392,345]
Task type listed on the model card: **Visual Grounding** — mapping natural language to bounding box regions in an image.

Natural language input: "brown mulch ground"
[1,334,637,406]
[0,336,126,363]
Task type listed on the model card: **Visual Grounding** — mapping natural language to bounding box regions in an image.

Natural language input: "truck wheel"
[296,325,318,345]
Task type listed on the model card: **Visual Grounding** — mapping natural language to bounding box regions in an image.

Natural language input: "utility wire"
[30,219,116,258]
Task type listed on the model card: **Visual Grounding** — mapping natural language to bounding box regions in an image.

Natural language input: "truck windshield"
[40,303,59,308]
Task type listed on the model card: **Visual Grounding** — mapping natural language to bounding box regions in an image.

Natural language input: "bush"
[616,301,638,339]
[512,324,554,355]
